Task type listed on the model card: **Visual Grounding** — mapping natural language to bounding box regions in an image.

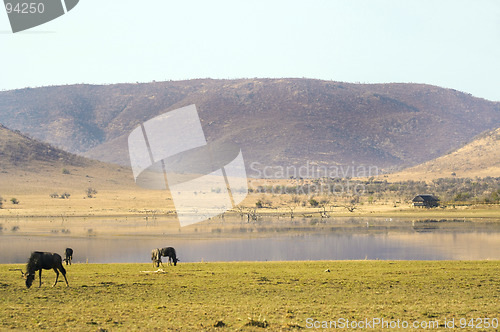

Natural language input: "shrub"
[62,168,70,175]
[86,187,97,198]
[10,198,19,205]
[309,198,319,207]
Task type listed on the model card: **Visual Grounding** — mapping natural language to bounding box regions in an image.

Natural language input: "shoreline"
[1,206,499,219]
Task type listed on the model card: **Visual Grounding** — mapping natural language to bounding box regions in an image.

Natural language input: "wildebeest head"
[25,273,35,288]
[25,252,39,288]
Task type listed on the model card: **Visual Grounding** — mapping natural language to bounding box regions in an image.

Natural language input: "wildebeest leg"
[39,269,42,287]
[52,268,59,287]
[60,268,69,287]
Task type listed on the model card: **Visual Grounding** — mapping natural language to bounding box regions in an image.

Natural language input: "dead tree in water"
[247,208,258,222]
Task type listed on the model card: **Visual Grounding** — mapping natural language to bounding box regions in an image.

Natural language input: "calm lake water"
[1,218,499,263]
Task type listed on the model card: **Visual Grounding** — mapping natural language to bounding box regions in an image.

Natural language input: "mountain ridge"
[0,78,499,172]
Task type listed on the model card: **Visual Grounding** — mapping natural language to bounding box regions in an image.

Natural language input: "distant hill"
[386,126,500,181]
[0,123,87,170]
[0,79,499,173]
[0,124,133,194]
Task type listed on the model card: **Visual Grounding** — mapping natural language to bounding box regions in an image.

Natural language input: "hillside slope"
[0,124,89,170]
[386,127,500,181]
[0,124,134,194]
[0,79,499,172]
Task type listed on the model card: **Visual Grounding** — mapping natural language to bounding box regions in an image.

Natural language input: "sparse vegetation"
[49,192,71,199]
[250,177,500,206]
[86,187,97,198]
[62,168,70,175]
[10,198,18,205]
[61,192,70,199]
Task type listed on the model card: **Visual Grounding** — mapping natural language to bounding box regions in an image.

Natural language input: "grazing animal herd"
[16,246,179,288]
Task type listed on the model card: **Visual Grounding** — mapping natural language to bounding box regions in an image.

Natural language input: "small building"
[412,195,440,208]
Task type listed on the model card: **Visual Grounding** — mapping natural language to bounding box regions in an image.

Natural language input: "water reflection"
[1,229,499,263]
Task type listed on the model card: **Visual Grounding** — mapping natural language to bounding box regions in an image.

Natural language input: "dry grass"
[0,261,498,331]
[1,160,499,219]
[1,189,499,219]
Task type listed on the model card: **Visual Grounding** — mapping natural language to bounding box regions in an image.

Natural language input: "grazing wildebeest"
[64,248,73,265]
[25,251,69,288]
[159,247,179,266]
[151,248,163,268]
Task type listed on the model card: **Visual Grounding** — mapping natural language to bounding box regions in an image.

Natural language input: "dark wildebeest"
[151,248,163,268]
[64,248,73,265]
[25,251,69,288]
[159,247,179,266]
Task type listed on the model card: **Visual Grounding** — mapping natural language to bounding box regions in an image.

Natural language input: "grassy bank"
[1,261,498,330]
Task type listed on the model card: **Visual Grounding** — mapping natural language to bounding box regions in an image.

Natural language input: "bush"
[10,198,19,205]
[309,198,319,207]
[86,187,97,198]
[62,168,70,175]
[453,192,470,202]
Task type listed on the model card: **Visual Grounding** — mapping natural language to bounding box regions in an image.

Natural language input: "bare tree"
[344,196,359,213]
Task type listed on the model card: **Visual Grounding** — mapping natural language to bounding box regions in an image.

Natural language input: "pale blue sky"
[1,0,499,101]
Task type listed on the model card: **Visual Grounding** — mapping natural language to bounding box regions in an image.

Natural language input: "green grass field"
[0,261,499,331]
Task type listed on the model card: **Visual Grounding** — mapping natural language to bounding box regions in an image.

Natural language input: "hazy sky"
[1,0,499,101]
